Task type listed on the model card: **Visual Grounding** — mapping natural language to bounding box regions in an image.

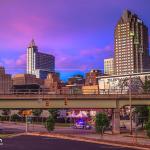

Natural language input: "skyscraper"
[27,39,55,79]
[114,10,149,75]
[104,58,114,75]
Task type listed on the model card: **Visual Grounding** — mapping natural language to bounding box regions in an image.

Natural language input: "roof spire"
[29,39,36,47]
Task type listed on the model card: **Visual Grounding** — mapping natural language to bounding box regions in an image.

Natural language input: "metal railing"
[0,88,150,95]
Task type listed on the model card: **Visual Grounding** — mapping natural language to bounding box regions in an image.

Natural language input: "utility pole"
[129,74,133,135]
[25,116,28,133]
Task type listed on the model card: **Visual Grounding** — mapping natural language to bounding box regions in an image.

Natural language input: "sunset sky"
[0,0,150,81]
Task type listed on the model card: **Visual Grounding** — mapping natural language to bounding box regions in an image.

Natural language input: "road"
[1,135,135,150]
[0,121,95,134]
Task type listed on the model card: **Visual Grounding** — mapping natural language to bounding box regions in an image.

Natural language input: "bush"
[95,113,109,136]
[145,120,150,138]
[10,114,21,122]
[32,109,42,117]
[45,116,55,132]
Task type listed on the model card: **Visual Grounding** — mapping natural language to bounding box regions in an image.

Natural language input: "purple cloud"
[0,0,150,80]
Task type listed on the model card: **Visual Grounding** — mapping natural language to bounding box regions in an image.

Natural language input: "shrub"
[145,120,150,138]
[45,116,55,132]
[95,113,109,137]
[10,114,21,122]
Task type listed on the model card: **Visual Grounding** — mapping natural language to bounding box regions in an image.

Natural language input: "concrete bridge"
[0,93,150,134]
[0,94,150,109]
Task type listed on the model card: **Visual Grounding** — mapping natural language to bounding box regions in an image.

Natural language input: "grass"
[0,134,12,138]
[55,123,73,127]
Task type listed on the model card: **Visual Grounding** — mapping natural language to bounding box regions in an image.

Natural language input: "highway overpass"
[0,94,150,109]
[1,93,150,134]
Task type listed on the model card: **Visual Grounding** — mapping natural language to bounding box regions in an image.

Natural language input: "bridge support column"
[112,108,120,134]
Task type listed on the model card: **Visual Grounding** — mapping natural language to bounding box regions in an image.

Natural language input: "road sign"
[22,110,32,116]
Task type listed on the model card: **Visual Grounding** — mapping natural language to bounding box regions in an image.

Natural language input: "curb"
[25,132,150,150]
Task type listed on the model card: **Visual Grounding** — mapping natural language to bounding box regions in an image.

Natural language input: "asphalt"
[1,135,135,150]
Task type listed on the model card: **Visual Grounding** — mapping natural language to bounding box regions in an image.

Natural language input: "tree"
[1,109,11,121]
[1,109,10,116]
[134,106,149,128]
[10,114,21,122]
[48,109,59,121]
[143,80,150,93]
[95,113,109,137]
[32,109,42,117]
[145,120,150,138]
[45,116,55,132]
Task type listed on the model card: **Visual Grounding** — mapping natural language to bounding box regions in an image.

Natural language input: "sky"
[0,0,150,81]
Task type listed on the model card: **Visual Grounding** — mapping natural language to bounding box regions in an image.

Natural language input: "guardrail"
[0,88,150,95]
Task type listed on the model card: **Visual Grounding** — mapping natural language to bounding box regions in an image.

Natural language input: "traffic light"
[45,100,49,107]
[64,97,68,106]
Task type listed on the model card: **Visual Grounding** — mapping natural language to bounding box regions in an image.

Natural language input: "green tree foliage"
[143,80,150,93]
[48,109,59,120]
[145,120,150,138]
[135,106,149,128]
[10,114,21,122]
[1,109,10,116]
[95,113,109,136]
[45,116,55,132]
[32,109,42,117]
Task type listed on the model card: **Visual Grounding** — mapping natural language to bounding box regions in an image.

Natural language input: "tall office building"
[104,58,114,75]
[27,39,55,79]
[114,10,149,75]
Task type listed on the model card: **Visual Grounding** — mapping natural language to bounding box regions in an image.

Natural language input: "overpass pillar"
[112,108,120,134]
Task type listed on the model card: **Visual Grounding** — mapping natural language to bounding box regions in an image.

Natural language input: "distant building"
[104,58,114,75]
[98,72,150,94]
[44,72,61,93]
[68,74,85,85]
[85,69,102,86]
[27,39,55,79]
[0,66,12,94]
[13,74,43,86]
[114,10,150,75]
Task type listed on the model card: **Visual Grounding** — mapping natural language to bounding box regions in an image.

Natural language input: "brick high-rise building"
[85,70,102,86]
[114,10,149,75]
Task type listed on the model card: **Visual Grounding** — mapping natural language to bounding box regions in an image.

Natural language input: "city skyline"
[0,0,150,81]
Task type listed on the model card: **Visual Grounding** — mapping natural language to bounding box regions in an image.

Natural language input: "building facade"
[85,69,102,85]
[0,67,12,94]
[44,72,61,93]
[13,74,43,86]
[98,72,150,94]
[114,10,149,75]
[104,58,114,75]
[27,39,55,79]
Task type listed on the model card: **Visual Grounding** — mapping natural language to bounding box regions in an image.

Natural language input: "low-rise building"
[44,72,61,93]
[82,85,99,94]
[68,74,85,85]
[13,74,43,85]
[0,67,12,94]
[98,72,150,94]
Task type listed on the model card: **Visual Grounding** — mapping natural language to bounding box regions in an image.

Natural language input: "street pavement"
[1,135,135,150]
[1,121,150,149]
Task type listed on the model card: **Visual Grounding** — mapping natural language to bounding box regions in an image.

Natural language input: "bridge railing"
[0,88,150,95]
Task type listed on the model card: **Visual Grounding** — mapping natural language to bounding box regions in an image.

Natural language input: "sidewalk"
[26,131,150,150]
